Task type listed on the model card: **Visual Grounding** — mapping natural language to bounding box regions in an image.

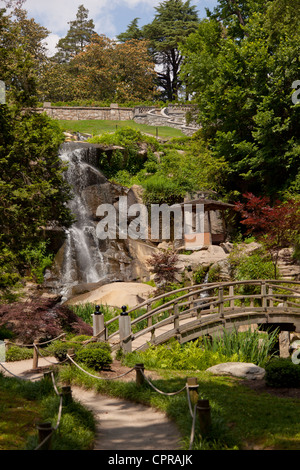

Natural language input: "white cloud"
[42,32,60,57]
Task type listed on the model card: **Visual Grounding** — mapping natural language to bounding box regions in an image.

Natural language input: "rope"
[140,369,187,396]
[34,344,66,365]
[0,362,44,381]
[66,354,136,380]
[189,404,197,450]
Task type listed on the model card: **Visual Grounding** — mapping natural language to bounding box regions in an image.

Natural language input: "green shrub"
[265,358,300,388]
[48,341,83,363]
[6,345,33,362]
[76,344,112,371]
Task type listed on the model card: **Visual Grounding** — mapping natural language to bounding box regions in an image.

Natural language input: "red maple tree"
[235,193,300,278]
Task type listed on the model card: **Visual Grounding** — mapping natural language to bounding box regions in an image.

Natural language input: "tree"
[117,0,199,101]
[69,35,157,102]
[54,4,96,63]
[0,7,49,106]
[117,18,143,42]
[180,0,300,198]
[235,193,300,278]
[147,249,179,287]
[0,7,74,293]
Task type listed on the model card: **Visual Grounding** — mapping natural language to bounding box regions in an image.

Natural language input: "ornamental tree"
[235,193,300,278]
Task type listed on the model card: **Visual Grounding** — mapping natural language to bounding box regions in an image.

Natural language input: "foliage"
[235,193,300,278]
[180,0,300,197]
[0,298,93,344]
[6,345,33,361]
[140,0,200,100]
[142,174,186,205]
[54,5,95,63]
[20,241,54,284]
[265,358,300,388]
[147,249,180,286]
[75,343,113,371]
[0,106,74,290]
[201,326,279,367]
[124,339,236,371]
[0,7,49,107]
[40,35,157,103]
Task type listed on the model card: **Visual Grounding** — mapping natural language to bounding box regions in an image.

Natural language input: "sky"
[0,0,219,56]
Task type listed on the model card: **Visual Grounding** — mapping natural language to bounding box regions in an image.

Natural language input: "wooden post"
[174,303,179,330]
[135,363,145,386]
[229,285,234,309]
[268,286,273,308]
[92,312,105,341]
[36,422,53,450]
[4,339,10,354]
[119,315,132,354]
[147,303,153,328]
[218,287,224,318]
[32,340,39,370]
[261,282,267,310]
[187,377,198,406]
[61,385,72,406]
[197,399,211,438]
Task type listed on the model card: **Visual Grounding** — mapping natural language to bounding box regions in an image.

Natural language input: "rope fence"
[1,334,212,450]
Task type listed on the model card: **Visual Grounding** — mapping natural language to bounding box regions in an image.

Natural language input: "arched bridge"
[97,280,300,352]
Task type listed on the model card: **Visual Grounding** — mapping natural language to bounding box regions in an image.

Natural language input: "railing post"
[147,303,153,328]
[229,285,234,309]
[135,363,145,386]
[92,305,106,341]
[261,282,267,310]
[119,307,132,354]
[197,399,211,438]
[268,286,273,308]
[187,377,199,406]
[32,340,39,370]
[218,287,224,318]
[61,385,73,406]
[36,422,53,450]
[174,303,179,330]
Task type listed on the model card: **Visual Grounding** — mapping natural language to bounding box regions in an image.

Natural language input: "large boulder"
[206,362,265,380]
[65,281,156,309]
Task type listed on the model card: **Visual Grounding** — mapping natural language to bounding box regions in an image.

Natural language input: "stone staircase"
[277,248,300,280]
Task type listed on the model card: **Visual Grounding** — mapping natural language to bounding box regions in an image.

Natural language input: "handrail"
[106,280,300,351]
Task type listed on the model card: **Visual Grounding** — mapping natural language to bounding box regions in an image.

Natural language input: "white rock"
[206,362,265,380]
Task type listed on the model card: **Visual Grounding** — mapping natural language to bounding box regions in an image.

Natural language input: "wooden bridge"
[93,280,300,353]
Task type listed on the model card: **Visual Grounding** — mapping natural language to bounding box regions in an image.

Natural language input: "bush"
[76,343,112,371]
[265,358,300,388]
[6,345,33,362]
[49,341,83,363]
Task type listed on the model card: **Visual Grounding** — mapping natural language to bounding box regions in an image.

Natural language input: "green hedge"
[265,358,300,388]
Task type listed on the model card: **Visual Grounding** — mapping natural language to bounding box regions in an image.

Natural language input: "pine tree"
[54,4,96,63]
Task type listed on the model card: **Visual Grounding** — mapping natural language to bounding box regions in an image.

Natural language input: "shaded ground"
[241,378,300,400]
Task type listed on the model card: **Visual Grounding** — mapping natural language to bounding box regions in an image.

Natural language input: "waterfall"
[58,145,107,299]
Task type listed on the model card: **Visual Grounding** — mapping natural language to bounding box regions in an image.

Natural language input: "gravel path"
[1,358,182,451]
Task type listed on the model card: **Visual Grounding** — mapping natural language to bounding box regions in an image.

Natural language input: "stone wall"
[36,103,134,121]
[31,102,200,135]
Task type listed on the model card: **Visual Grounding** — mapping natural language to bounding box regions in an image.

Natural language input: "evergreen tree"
[54,4,96,63]
[117,18,143,42]
[143,0,199,101]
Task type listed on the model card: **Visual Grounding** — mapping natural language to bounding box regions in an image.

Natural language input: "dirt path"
[1,359,182,451]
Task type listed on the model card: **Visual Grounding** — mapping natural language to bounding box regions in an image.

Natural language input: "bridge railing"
[95,280,300,351]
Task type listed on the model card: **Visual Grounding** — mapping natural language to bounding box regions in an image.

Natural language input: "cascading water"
[58,145,108,299]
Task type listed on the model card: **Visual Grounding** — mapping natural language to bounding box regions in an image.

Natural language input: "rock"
[206,362,265,380]
[65,281,156,309]
[178,245,228,269]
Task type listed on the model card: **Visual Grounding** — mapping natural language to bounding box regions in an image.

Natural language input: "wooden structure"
[91,280,300,352]
[180,198,234,249]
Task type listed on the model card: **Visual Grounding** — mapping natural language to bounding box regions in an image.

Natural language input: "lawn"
[57,119,185,139]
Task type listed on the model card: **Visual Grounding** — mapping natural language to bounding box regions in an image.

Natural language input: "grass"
[0,372,95,450]
[57,359,300,451]
[57,119,184,139]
